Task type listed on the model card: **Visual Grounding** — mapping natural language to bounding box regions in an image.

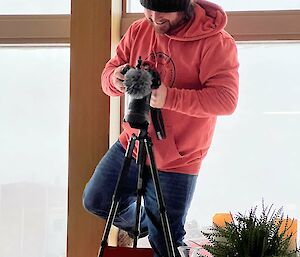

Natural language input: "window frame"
[0,15,70,44]
[121,0,300,41]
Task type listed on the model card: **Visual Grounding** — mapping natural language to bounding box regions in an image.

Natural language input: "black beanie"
[140,0,190,12]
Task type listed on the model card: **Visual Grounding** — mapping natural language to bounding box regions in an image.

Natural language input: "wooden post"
[68,0,111,256]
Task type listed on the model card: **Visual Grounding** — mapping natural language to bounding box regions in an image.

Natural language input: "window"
[0,0,70,14]
[0,1,70,257]
[185,42,300,246]
[0,45,70,257]
[211,0,300,11]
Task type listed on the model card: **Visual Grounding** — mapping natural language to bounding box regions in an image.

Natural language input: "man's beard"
[151,21,170,34]
[151,18,186,34]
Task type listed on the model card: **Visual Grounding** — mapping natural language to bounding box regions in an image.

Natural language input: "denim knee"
[82,187,95,213]
[82,185,108,218]
[81,141,127,217]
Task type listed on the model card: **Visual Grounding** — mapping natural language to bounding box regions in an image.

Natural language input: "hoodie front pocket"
[151,126,183,165]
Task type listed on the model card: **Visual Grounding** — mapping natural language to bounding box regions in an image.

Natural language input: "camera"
[122,57,161,130]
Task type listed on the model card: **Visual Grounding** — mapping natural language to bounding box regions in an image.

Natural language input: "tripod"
[98,127,176,257]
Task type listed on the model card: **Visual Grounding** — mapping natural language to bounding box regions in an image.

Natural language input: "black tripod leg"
[133,138,146,247]
[144,138,176,257]
[98,135,137,257]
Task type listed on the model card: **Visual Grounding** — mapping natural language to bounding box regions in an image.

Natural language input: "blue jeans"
[83,140,197,257]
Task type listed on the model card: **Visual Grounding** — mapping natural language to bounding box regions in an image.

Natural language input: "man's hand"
[150,83,168,108]
[112,64,129,93]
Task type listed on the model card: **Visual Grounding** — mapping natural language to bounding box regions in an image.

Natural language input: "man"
[83,0,239,256]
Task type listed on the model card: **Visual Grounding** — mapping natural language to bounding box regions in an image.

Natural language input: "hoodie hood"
[166,0,227,41]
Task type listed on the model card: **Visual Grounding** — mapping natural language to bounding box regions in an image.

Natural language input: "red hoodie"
[101,0,239,175]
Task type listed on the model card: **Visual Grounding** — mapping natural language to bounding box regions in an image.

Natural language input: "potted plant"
[199,201,299,257]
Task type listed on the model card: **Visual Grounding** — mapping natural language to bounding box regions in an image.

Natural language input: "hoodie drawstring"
[150,30,158,69]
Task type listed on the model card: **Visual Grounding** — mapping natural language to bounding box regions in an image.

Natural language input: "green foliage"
[200,202,299,257]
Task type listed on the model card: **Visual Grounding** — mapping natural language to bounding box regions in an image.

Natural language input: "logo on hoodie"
[146,52,176,88]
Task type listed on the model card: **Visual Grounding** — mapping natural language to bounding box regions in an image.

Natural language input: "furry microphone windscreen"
[123,68,153,99]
